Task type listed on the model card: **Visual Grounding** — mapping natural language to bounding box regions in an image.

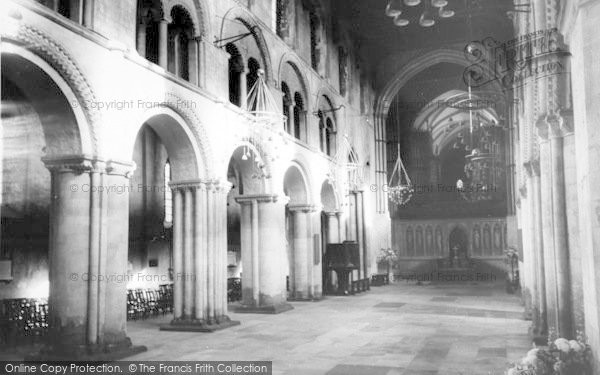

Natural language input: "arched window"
[247,58,261,110]
[276,0,290,38]
[309,11,321,72]
[226,43,243,107]
[281,82,292,134]
[137,0,162,65]
[318,111,325,152]
[164,160,173,227]
[326,118,335,156]
[168,6,194,81]
[293,93,304,140]
[338,46,349,96]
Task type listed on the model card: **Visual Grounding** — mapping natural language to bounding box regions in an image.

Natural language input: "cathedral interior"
[1,0,599,374]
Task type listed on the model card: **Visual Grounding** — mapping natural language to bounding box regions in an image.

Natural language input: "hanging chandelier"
[454,86,505,202]
[387,144,413,206]
[385,0,455,28]
[243,69,289,180]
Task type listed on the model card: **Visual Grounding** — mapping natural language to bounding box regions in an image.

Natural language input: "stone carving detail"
[472,225,482,255]
[493,223,502,253]
[415,226,424,256]
[425,225,433,257]
[435,226,443,256]
[483,224,492,256]
[406,226,414,257]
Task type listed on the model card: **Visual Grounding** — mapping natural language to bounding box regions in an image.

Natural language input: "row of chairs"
[0,298,48,344]
[127,284,173,320]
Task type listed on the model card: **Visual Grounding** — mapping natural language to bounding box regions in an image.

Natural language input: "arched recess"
[0,40,144,355]
[283,162,319,300]
[2,30,98,155]
[219,6,274,83]
[163,0,211,38]
[133,107,206,181]
[277,53,310,108]
[373,48,505,213]
[316,94,338,157]
[448,225,469,260]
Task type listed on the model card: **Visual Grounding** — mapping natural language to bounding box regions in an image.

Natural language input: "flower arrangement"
[506,330,593,375]
[377,248,398,276]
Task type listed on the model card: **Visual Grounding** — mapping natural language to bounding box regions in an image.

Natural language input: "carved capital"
[288,204,318,213]
[106,160,136,178]
[42,154,103,174]
[524,159,540,178]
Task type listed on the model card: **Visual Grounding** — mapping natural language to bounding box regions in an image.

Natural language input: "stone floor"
[124,281,532,375]
[1,282,532,374]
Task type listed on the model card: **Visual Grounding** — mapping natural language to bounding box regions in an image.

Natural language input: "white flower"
[554,338,571,353]
[569,340,583,352]
[526,348,539,358]
[521,355,535,366]
[506,368,517,375]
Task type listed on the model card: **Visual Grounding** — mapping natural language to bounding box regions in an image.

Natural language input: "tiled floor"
[1,282,532,374]
[126,282,532,375]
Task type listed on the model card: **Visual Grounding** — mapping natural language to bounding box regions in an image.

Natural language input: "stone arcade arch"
[127,108,238,333]
[320,180,342,293]
[228,143,292,313]
[1,44,147,359]
[284,163,319,300]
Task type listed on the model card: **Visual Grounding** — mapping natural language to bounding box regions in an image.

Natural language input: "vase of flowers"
[506,330,593,375]
[377,248,398,282]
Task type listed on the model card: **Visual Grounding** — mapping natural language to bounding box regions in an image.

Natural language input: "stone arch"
[2,24,99,155]
[224,137,276,195]
[277,53,311,111]
[133,106,208,181]
[127,95,214,177]
[314,86,340,124]
[219,6,274,83]
[320,180,338,212]
[163,0,211,37]
[283,161,311,205]
[375,48,504,123]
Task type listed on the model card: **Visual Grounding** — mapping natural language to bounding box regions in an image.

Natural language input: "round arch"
[375,48,504,123]
[277,53,311,111]
[283,161,312,205]
[320,180,338,212]
[2,35,98,155]
[132,107,208,181]
[314,86,340,124]
[163,0,212,38]
[219,6,274,83]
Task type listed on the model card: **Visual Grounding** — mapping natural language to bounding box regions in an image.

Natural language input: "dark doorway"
[448,227,468,265]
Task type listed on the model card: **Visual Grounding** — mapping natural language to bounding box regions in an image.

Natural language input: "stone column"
[547,114,573,338]
[537,122,559,337]
[324,211,339,243]
[525,159,547,338]
[161,180,239,332]
[158,19,169,70]
[33,156,144,360]
[233,195,293,313]
[188,37,201,86]
[136,21,147,57]
[336,211,344,242]
[82,0,94,28]
[240,68,248,110]
[288,204,318,300]
[356,190,367,279]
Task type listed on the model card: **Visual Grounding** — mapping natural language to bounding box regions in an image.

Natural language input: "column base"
[160,316,240,332]
[229,302,293,314]
[25,338,146,361]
